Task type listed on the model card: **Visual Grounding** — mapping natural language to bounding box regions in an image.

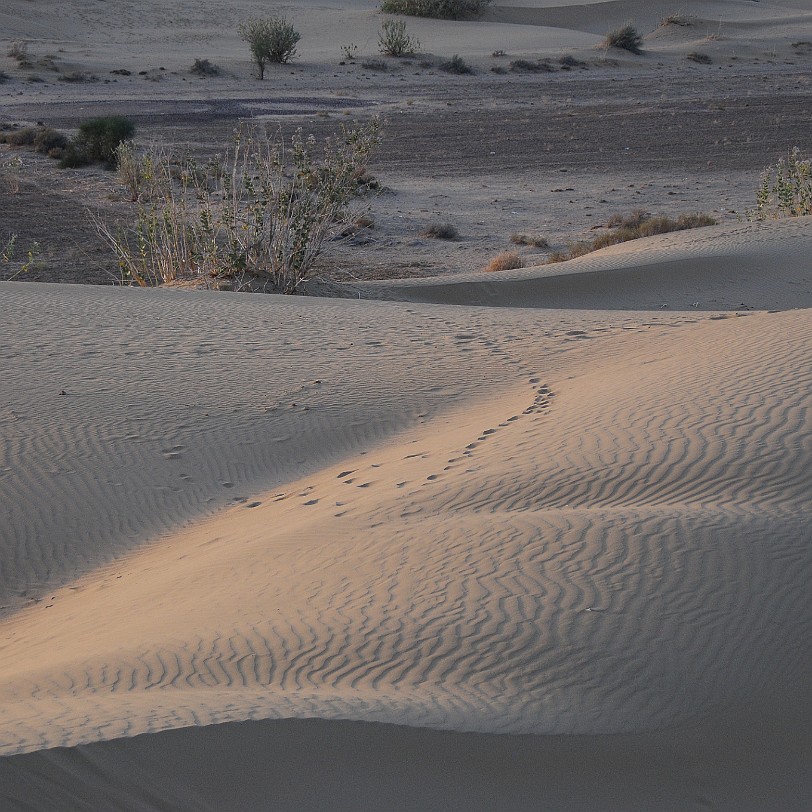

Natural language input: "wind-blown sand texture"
[2,0,812,809]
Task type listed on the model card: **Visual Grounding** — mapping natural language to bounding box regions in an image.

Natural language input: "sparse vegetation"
[686,51,712,64]
[660,14,695,27]
[0,70,9,84]
[379,20,420,57]
[379,0,491,20]
[239,17,301,78]
[603,24,644,54]
[97,119,382,293]
[421,223,459,239]
[559,55,587,69]
[509,59,554,73]
[7,41,29,63]
[749,147,812,219]
[1,156,22,194]
[361,59,389,71]
[59,115,135,169]
[510,233,549,248]
[191,59,221,76]
[341,43,359,61]
[439,55,473,74]
[484,251,524,272]
[0,126,69,157]
[547,210,717,263]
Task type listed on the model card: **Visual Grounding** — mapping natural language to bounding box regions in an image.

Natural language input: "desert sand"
[1,0,811,809]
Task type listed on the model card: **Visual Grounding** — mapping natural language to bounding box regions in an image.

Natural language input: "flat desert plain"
[1,1,811,809]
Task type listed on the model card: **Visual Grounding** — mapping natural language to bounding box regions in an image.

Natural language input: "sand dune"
[364,216,812,309]
[1,218,811,809]
[2,0,812,808]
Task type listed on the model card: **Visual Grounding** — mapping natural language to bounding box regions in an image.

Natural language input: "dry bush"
[509,59,554,73]
[749,147,812,219]
[484,251,523,272]
[1,156,22,194]
[440,55,473,74]
[660,14,695,27]
[510,233,549,248]
[421,222,458,239]
[191,59,221,77]
[548,211,717,263]
[379,20,420,57]
[379,0,490,20]
[686,51,712,64]
[559,55,587,69]
[97,119,382,293]
[604,24,644,54]
[0,126,68,155]
[7,41,29,62]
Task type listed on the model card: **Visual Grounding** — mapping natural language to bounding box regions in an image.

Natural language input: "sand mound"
[364,217,812,310]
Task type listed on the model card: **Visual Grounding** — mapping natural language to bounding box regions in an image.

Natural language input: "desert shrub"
[749,147,812,219]
[510,233,549,248]
[660,14,695,27]
[440,55,473,74]
[361,58,389,71]
[548,211,717,262]
[1,125,68,155]
[341,43,359,61]
[1,156,22,193]
[484,251,523,272]
[421,222,458,239]
[559,55,587,69]
[58,71,92,83]
[604,24,644,54]
[7,41,28,62]
[509,59,554,73]
[379,20,420,56]
[686,51,712,64]
[96,119,382,293]
[191,59,221,76]
[68,115,135,168]
[380,0,490,19]
[239,17,300,78]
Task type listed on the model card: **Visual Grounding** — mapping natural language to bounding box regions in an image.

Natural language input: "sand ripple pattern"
[0,305,810,754]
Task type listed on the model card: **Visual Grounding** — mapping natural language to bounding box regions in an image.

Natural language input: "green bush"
[604,24,644,54]
[379,20,420,56]
[71,116,136,168]
[239,17,301,78]
[379,0,490,20]
[749,147,812,219]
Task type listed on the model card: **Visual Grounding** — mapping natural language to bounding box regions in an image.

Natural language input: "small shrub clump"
[379,0,490,20]
[97,119,382,293]
[547,210,717,263]
[239,17,301,78]
[749,147,812,219]
[686,51,712,64]
[421,223,459,239]
[510,233,549,248]
[379,20,420,57]
[484,251,524,272]
[604,24,644,54]
[440,55,473,74]
[59,115,135,169]
[0,126,68,156]
[191,59,221,76]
